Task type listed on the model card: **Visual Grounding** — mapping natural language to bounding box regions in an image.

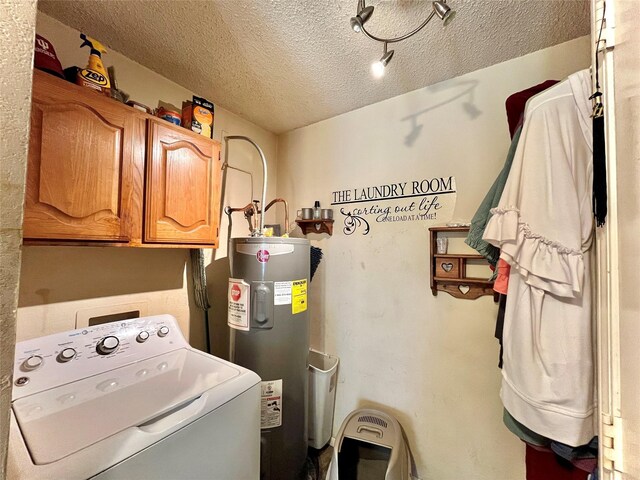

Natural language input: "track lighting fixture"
[433,1,456,25]
[350,0,456,77]
[350,5,374,33]
[371,44,394,78]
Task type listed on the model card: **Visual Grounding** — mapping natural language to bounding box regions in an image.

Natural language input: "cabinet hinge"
[602,413,624,472]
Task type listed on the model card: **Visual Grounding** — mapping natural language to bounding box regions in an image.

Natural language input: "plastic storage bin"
[308,349,339,449]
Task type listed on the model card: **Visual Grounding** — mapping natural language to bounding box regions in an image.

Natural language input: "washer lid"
[13,348,240,465]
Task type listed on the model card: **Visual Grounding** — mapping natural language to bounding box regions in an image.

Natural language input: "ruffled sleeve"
[483,91,593,299]
[485,207,584,297]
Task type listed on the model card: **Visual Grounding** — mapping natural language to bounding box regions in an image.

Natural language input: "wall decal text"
[332,176,457,235]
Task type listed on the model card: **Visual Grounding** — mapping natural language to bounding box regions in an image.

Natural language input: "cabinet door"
[145,121,221,245]
[23,71,144,242]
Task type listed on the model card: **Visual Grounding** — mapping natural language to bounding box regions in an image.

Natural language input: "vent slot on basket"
[357,415,388,428]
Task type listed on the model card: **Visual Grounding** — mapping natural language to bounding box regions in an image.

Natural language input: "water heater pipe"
[224,135,268,235]
[263,198,290,235]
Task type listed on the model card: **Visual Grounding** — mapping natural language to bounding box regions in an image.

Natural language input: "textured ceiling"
[38,0,590,134]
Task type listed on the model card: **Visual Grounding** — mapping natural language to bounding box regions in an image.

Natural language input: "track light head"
[350,16,363,33]
[350,5,374,33]
[371,49,394,78]
[359,5,374,23]
[380,49,394,66]
[433,1,455,25]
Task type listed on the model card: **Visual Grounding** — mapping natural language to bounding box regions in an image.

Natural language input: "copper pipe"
[224,203,257,233]
[263,198,290,235]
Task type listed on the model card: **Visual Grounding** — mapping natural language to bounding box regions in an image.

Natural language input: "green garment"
[503,408,551,447]
[465,126,522,266]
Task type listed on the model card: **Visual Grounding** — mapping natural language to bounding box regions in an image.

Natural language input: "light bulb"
[443,9,456,26]
[371,61,386,78]
[350,17,363,33]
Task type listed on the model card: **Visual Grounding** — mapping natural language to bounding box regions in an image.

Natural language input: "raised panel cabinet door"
[145,120,221,245]
[23,71,145,242]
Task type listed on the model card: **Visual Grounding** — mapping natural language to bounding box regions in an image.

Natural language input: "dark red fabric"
[526,445,589,480]
[505,80,559,138]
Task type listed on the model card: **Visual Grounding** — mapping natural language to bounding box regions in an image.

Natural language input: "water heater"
[228,237,310,480]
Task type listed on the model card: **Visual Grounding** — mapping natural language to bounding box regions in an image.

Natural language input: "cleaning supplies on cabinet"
[157,101,182,126]
[182,96,214,138]
[157,107,181,125]
[76,33,111,95]
[107,66,129,103]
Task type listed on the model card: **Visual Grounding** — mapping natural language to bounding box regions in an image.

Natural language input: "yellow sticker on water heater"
[292,279,307,314]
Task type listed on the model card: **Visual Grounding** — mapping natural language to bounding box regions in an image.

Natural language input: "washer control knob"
[96,336,119,355]
[22,355,43,371]
[136,331,150,343]
[57,348,77,363]
[157,326,169,338]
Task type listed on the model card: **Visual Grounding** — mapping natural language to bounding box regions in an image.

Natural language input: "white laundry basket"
[308,349,339,449]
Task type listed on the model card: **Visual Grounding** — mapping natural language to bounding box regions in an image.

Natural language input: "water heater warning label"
[261,379,282,429]
[292,279,307,314]
[274,281,292,305]
[228,279,250,331]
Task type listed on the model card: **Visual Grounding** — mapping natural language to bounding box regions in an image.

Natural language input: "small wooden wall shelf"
[296,219,334,236]
[429,226,497,301]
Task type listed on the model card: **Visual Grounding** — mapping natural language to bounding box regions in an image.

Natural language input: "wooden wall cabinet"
[145,121,221,246]
[23,71,221,248]
[24,70,145,243]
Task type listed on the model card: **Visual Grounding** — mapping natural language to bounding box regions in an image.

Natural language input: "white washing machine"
[8,314,261,479]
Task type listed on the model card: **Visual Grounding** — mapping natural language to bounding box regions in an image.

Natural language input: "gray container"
[229,237,310,480]
[308,350,339,449]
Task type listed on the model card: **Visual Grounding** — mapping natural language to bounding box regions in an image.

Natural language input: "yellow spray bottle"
[76,33,111,95]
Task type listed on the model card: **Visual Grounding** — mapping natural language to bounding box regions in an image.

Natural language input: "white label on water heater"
[228,278,250,331]
[261,379,283,429]
[274,281,292,305]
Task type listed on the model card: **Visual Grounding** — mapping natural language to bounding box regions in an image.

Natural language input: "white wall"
[17,13,279,351]
[0,1,37,475]
[277,36,591,480]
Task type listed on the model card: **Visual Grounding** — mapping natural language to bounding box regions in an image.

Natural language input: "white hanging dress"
[483,69,595,447]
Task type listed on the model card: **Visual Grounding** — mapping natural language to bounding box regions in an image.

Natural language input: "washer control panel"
[12,314,187,401]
